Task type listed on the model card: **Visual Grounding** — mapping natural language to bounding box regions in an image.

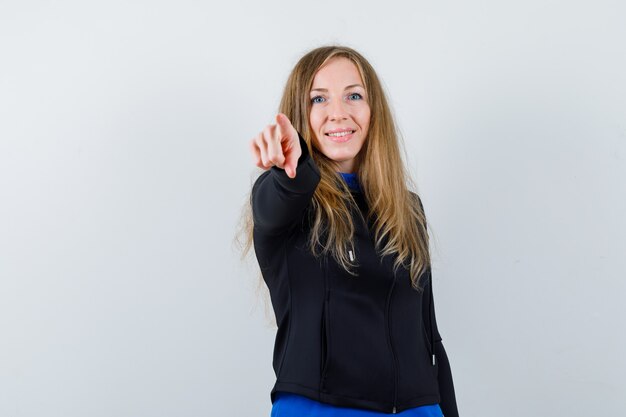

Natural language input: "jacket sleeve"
[422,274,459,417]
[417,193,460,417]
[251,131,321,236]
[434,339,459,417]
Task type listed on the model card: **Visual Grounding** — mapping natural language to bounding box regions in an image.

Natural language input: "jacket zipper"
[354,242,399,413]
[386,273,398,414]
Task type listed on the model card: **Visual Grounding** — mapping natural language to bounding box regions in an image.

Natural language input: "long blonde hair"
[235,45,431,314]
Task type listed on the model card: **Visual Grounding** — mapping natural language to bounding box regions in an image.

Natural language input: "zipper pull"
[348,249,355,261]
[432,354,436,366]
[392,406,397,413]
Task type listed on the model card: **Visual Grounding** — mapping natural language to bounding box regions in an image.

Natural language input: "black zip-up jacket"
[251,132,459,416]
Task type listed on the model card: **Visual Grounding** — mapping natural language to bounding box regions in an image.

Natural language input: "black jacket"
[251,132,459,416]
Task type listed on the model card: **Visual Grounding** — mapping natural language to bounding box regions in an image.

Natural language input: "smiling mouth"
[325,130,356,137]
[324,130,356,143]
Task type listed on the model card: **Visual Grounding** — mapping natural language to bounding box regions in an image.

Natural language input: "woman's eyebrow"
[310,84,364,92]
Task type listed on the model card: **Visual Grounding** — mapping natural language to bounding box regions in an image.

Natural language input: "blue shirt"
[271,392,443,417]
[338,171,361,192]
[269,172,443,417]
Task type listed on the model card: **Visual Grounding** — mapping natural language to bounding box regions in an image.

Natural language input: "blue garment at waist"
[271,391,443,417]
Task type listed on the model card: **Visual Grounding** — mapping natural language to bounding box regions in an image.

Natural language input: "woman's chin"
[325,153,357,168]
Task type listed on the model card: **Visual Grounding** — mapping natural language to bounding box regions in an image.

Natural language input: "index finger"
[266,124,285,167]
[276,113,289,136]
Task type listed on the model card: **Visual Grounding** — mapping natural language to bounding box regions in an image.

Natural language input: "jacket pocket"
[320,301,331,386]
[420,319,432,356]
[420,320,439,378]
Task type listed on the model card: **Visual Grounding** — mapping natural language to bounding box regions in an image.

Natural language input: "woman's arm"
[416,193,459,416]
[434,339,459,417]
[251,131,321,236]
[422,273,459,417]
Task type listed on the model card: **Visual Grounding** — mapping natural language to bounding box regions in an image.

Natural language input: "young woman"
[241,45,459,417]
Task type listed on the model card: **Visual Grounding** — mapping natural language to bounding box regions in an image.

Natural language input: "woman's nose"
[328,98,348,120]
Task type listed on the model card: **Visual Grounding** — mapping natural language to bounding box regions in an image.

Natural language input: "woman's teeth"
[327,130,354,137]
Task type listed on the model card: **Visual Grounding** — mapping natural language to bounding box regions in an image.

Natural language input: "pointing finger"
[276,113,292,139]
[266,125,285,168]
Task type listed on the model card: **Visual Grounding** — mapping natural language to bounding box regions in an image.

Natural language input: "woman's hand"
[249,113,301,179]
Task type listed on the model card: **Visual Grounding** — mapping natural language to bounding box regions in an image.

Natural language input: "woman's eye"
[311,96,325,104]
[348,93,363,100]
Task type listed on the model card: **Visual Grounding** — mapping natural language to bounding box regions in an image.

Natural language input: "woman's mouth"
[325,130,356,143]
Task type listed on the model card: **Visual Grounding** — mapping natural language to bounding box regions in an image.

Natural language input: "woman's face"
[309,57,371,174]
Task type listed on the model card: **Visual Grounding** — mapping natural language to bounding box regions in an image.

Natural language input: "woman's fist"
[249,113,301,178]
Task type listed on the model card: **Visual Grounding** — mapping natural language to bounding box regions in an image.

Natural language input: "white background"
[1,1,625,416]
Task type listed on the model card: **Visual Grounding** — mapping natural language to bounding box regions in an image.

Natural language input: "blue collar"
[338,172,361,192]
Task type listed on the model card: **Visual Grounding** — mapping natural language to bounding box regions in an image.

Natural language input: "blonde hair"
[235,45,431,319]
